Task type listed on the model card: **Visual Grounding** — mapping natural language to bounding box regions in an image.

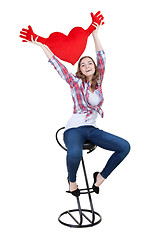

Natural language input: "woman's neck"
[86,75,93,82]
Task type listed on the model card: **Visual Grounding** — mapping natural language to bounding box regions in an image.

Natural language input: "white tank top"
[65,90,102,131]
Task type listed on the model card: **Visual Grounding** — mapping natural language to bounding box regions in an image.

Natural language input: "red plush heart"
[38,27,91,65]
[20,11,105,64]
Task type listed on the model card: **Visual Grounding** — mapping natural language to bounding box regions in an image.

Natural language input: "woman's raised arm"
[31,36,54,59]
[92,25,103,52]
[32,36,79,85]
[20,27,79,85]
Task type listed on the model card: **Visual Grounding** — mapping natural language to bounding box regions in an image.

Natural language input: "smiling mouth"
[86,70,91,72]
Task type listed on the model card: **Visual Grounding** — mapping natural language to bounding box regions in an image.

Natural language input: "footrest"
[79,188,94,194]
[66,188,94,195]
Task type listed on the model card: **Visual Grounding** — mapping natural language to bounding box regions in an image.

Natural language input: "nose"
[86,64,90,69]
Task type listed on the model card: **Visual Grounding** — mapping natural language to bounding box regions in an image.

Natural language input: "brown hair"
[76,56,100,91]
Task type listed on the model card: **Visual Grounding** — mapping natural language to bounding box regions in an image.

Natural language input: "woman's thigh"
[63,128,86,156]
[89,128,130,153]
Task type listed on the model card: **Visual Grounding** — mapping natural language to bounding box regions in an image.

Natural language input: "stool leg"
[58,158,102,227]
[76,196,83,225]
[81,157,95,223]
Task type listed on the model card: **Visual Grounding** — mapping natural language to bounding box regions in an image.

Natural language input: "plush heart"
[20,11,105,64]
[38,27,91,65]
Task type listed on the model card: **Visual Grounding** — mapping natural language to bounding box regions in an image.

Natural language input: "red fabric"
[19,11,104,65]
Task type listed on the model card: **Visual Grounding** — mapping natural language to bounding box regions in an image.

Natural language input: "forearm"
[49,54,79,85]
[29,35,53,59]
[93,34,103,52]
[40,44,53,59]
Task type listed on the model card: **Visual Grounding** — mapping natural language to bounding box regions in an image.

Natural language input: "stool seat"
[83,140,96,152]
[55,127,97,153]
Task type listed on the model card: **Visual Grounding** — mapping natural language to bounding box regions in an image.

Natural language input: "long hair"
[76,56,100,91]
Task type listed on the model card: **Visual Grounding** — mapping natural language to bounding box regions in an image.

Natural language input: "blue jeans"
[64,126,130,182]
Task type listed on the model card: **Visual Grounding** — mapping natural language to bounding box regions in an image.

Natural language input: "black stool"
[56,127,102,228]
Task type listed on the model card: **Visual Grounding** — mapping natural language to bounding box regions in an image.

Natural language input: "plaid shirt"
[49,50,106,120]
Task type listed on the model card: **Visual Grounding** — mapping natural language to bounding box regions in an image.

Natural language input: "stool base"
[58,209,102,228]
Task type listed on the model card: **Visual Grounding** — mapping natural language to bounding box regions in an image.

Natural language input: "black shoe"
[92,172,99,194]
[67,178,80,197]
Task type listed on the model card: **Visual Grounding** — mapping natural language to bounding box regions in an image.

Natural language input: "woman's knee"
[121,140,131,156]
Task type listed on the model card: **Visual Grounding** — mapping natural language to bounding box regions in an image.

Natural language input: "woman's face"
[80,57,95,78]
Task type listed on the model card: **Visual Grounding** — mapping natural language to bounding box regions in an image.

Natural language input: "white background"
[0,0,160,239]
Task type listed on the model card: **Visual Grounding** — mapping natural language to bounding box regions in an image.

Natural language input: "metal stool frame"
[56,127,102,228]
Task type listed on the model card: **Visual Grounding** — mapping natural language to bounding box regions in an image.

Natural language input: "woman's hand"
[91,11,104,38]
[87,11,104,35]
[92,11,105,37]
[92,24,100,37]
[30,35,44,47]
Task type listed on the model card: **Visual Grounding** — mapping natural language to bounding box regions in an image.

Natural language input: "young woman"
[21,25,130,197]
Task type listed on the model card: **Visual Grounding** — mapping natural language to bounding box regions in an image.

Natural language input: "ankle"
[69,181,78,192]
[95,173,105,187]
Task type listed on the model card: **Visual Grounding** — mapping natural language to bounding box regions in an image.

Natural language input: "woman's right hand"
[30,35,44,47]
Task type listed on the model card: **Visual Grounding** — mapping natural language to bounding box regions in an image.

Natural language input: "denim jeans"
[63,126,130,182]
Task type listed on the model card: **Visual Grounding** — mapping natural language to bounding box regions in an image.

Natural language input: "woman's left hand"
[92,24,100,37]
[91,11,104,37]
